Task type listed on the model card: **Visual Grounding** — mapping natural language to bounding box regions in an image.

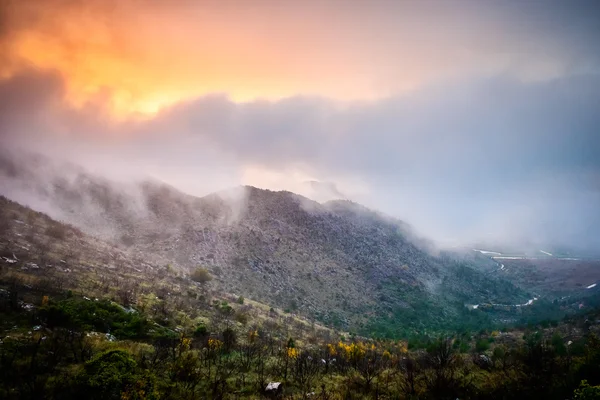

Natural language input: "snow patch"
[473,249,502,255]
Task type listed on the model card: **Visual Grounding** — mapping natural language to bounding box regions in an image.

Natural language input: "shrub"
[574,380,600,400]
[234,311,249,325]
[476,339,490,352]
[191,267,212,285]
[77,349,158,400]
[45,223,67,240]
[39,298,150,339]
[222,328,237,351]
[194,324,208,338]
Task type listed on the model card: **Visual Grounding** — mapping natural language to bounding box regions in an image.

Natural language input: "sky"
[1,0,600,251]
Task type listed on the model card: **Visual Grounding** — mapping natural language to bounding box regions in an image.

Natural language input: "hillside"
[0,150,535,337]
[0,195,337,340]
[2,196,600,400]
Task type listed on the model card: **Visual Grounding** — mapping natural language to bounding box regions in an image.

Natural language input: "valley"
[1,151,600,399]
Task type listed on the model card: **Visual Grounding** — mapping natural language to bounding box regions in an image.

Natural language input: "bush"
[222,328,237,351]
[77,349,158,400]
[234,310,249,325]
[194,324,208,338]
[191,267,213,285]
[79,349,137,399]
[476,339,491,352]
[574,380,600,400]
[39,298,150,339]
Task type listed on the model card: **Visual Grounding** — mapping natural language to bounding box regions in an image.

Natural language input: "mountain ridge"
[0,149,531,336]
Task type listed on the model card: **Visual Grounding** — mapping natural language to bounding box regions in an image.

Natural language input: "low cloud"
[1,67,599,252]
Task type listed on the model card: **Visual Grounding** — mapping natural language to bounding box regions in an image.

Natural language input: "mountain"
[3,194,600,400]
[0,149,537,337]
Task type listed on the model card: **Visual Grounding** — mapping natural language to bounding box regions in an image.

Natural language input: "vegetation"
[2,194,600,398]
[2,287,600,399]
[190,267,213,285]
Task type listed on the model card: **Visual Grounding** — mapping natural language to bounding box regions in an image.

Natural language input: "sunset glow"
[5,0,580,115]
[4,0,406,115]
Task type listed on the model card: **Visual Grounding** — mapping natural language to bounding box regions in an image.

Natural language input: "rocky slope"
[0,149,529,336]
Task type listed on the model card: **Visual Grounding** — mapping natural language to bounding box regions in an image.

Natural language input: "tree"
[291,350,322,397]
[77,349,157,400]
[574,380,600,400]
[191,267,213,285]
[222,328,237,352]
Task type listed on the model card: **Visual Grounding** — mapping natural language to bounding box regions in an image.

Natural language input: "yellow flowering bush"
[179,337,191,352]
[208,338,223,351]
[338,341,366,362]
[286,347,298,359]
[327,343,337,356]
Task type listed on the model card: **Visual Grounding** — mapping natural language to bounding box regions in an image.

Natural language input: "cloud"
[1,66,600,251]
[1,1,599,250]
[1,0,599,112]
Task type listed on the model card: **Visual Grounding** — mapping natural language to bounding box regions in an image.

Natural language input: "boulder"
[265,382,282,397]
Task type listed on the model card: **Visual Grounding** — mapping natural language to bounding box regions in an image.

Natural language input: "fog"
[1,66,599,253]
[1,0,600,253]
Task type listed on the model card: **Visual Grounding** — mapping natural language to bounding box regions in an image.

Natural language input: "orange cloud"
[3,1,382,116]
[2,0,578,116]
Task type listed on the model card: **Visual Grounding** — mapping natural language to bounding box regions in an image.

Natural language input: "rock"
[474,354,493,370]
[265,382,282,396]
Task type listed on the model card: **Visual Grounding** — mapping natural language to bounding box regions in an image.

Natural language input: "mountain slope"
[0,149,530,336]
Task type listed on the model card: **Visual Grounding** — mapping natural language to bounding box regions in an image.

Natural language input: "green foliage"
[218,302,234,317]
[78,349,157,400]
[236,296,244,304]
[3,296,600,400]
[39,298,150,339]
[79,349,137,399]
[194,324,208,338]
[551,332,567,356]
[476,339,491,352]
[574,380,600,400]
[287,337,296,349]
